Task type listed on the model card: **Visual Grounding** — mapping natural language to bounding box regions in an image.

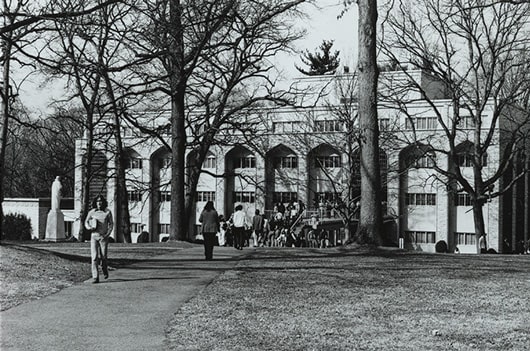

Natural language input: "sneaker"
[92,278,99,284]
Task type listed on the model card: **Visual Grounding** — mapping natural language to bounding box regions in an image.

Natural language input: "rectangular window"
[379,118,390,130]
[203,156,216,169]
[236,156,255,168]
[316,192,340,202]
[455,232,476,245]
[455,193,472,206]
[196,191,216,202]
[272,121,301,133]
[315,155,341,168]
[130,223,142,233]
[128,190,142,202]
[273,192,298,204]
[405,193,437,206]
[158,191,171,202]
[126,158,143,169]
[315,120,343,132]
[405,117,437,130]
[405,231,436,244]
[158,223,170,234]
[233,191,255,203]
[274,156,298,169]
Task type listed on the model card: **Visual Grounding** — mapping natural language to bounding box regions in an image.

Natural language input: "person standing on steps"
[199,201,220,260]
[85,195,114,283]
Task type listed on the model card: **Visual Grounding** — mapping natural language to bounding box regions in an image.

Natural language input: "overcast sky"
[13,0,358,117]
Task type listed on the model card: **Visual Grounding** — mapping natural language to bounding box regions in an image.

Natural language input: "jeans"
[203,232,216,259]
[91,234,108,279]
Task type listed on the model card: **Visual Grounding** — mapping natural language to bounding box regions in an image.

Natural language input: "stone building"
[73,70,529,253]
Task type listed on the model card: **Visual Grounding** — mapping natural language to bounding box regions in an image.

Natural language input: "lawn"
[2,242,529,350]
[166,247,530,351]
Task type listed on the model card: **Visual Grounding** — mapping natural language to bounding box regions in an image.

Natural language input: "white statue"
[51,176,62,210]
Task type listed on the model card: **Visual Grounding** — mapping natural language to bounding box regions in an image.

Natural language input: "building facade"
[73,70,529,253]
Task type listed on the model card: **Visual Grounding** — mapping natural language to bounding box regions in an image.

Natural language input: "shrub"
[435,240,448,253]
[2,213,32,241]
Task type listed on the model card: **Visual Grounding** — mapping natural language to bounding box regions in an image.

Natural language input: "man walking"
[252,209,264,247]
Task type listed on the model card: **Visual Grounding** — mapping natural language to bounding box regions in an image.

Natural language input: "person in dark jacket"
[199,201,220,260]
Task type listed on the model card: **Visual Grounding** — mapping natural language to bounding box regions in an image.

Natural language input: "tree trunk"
[169,0,187,241]
[104,73,131,243]
[356,0,382,246]
[472,202,486,254]
[0,35,11,237]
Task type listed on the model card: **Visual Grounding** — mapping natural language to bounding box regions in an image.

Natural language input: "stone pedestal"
[46,209,65,241]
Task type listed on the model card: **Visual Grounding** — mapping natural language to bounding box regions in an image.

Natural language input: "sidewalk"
[0,246,249,351]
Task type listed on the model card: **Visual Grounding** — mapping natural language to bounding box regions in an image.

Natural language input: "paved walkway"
[0,246,249,351]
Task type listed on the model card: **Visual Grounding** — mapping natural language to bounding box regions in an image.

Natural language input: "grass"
[2,242,529,350]
[166,248,530,351]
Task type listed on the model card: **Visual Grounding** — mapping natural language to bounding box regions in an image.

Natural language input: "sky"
[12,0,359,117]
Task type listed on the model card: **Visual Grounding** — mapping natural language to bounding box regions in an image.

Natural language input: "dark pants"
[203,232,217,260]
[232,226,245,249]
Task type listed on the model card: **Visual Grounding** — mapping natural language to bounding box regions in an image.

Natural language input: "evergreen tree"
[296,40,340,76]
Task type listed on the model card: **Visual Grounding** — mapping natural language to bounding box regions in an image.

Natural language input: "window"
[130,223,142,233]
[315,155,341,168]
[405,231,436,244]
[315,120,343,132]
[158,223,170,234]
[379,118,390,130]
[405,193,437,205]
[455,232,476,245]
[272,121,301,133]
[64,221,73,237]
[236,155,255,168]
[455,193,472,206]
[405,117,437,130]
[196,191,216,202]
[128,190,142,202]
[125,157,143,169]
[274,156,298,169]
[458,116,475,129]
[273,192,298,204]
[203,156,216,169]
[456,153,487,167]
[158,191,171,202]
[234,191,255,203]
[316,192,340,203]
[414,153,436,168]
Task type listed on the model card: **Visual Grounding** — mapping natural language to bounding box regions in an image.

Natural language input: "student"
[252,209,264,247]
[231,204,248,250]
[199,201,220,260]
[85,195,114,284]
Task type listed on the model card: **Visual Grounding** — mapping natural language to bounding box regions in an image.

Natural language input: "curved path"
[0,246,248,351]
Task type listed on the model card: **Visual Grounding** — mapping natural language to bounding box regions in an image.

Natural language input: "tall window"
[158,223,170,234]
[196,191,216,202]
[456,153,488,167]
[236,155,255,168]
[454,193,472,206]
[274,156,298,169]
[414,152,436,168]
[203,155,216,169]
[125,157,143,169]
[273,192,298,204]
[315,155,341,168]
[405,231,436,244]
[158,191,171,202]
[315,120,343,132]
[405,117,437,130]
[379,118,390,130]
[128,190,142,202]
[234,191,255,203]
[405,193,437,205]
[455,232,476,245]
[130,223,142,233]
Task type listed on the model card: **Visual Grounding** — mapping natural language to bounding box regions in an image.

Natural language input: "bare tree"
[382,0,530,253]
[356,0,382,245]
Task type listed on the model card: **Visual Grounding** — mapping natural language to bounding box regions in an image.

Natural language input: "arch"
[150,146,172,243]
[264,144,299,211]
[454,140,487,167]
[224,146,256,217]
[123,148,143,169]
[399,143,436,170]
[307,144,343,207]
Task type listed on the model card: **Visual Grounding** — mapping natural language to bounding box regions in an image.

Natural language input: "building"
[73,70,529,253]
